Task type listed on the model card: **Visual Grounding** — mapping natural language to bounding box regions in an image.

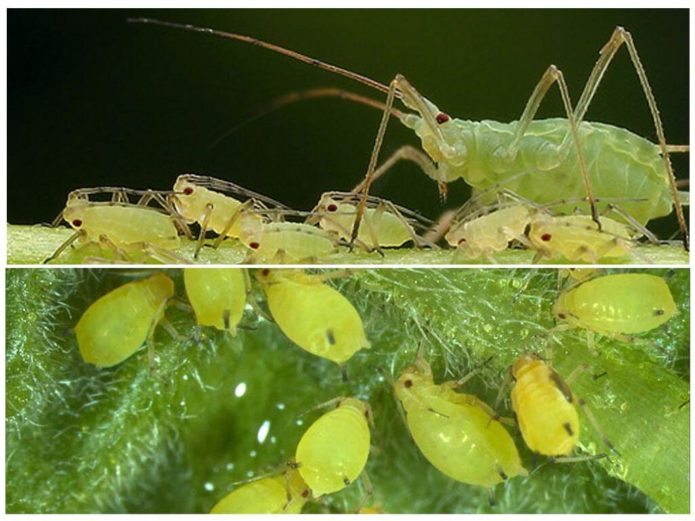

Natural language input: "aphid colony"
[46,172,678,264]
[74,269,678,512]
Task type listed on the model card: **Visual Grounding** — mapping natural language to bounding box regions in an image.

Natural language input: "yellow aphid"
[445,204,531,258]
[309,191,430,250]
[528,214,637,262]
[183,268,247,334]
[294,398,371,496]
[75,273,174,367]
[241,222,339,263]
[393,357,527,488]
[210,469,309,514]
[510,353,580,456]
[554,273,678,336]
[257,269,370,364]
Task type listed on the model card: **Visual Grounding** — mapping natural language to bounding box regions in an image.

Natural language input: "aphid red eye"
[654,308,665,316]
[261,268,270,276]
[327,204,338,212]
[458,237,467,245]
[183,187,194,195]
[541,233,552,241]
[72,219,83,227]
[249,242,260,250]
[436,112,450,124]
[301,489,310,498]
[557,313,566,319]
[404,379,413,388]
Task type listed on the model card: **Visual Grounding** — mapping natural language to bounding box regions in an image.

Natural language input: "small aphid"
[528,213,638,263]
[171,174,288,256]
[444,204,531,259]
[210,469,310,514]
[47,188,185,263]
[554,273,678,338]
[294,397,371,496]
[257,269,370,364]
[510,353,581,456]
[308,191,433,251]
[393,356,527,489]
[183,268,247,334]
[75,273,175,367]
[241,223,340,263]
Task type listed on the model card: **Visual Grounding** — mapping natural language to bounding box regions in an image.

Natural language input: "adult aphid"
[128,18,689,249]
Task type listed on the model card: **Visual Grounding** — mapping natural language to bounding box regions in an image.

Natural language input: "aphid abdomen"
[72,205,180,248]
[183,268,246,333]
[249,223,337,261]
[554,273,678,335]
[511,359,579,456]
[470,119,671,223]
[75,273,174,367]
[404,390,524,488]
[210,471,308,514]
[262,274,370,364]
[295,399,370,496]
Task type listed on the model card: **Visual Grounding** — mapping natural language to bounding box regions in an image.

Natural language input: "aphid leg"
[299,396,348,417]
[350,77,399,249]
[383,199,437,249]
[585,330,597,356]
[98,234,133,262]
[354,470,374,513]
[487,488,497,507]
[571,27,688,250]
[145,299,169,373]
[505,64,599,229]
[361,203,385,256]
[549,453,607,464]
[194,202,214,259]
[42,229,85,263]
[212,199,255,250]
[563,363,590,386]
[424,209,456,244]
[603,203,659,244]
[494,368,514,410]
[350,145,440,195]
[576,396,620,456]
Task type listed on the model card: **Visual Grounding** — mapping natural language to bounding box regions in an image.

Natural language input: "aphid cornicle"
[128,18,689,248]
[257,269,370,364]
[209,469,310,514]
[294,397,371,496]
[183,268,247,334]
[75,273,175,368]
[510,353,580,456]
[553,273,678,337]
[393,356,527,489]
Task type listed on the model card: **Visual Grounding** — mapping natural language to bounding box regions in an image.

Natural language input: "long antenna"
[128,18,393,96]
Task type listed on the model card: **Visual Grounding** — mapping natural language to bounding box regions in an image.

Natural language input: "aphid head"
[511,352,541,379]
[62,203,87,230]
[393,364,430,401]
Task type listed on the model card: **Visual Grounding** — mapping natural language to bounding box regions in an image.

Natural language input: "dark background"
[8,9,689,235]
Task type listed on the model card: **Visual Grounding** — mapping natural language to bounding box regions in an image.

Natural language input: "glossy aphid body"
[257,269,370,364]
[294,397,371,496]
[553,273,678,336]
[210,469,310,514]
[129,18,688,248]
[393,356,527,489]
[308,191,433,251]
[241,222,340,263]
[75,273,175,368]
[183,268,247,334]
[47,188,185,263]
[510,353,580,456]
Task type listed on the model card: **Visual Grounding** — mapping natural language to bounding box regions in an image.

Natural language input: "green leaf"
[7,224,690,265]
[6,268,689,513]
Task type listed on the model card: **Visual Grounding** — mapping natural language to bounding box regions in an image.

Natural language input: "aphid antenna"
[177,173,293,210]
[208,87,408,149]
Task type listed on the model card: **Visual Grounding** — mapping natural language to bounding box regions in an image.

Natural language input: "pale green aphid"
[75,273,175,368]
[183,268,247,334]
[553,273,678,337]
[393,355,527,490]
[240,222,339,263]
[128,18,689,247]
[294,397,371,496]
[210,469,310,514]
[46,187,186,263]
[257,269,370,364]
[308,191,434,251]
